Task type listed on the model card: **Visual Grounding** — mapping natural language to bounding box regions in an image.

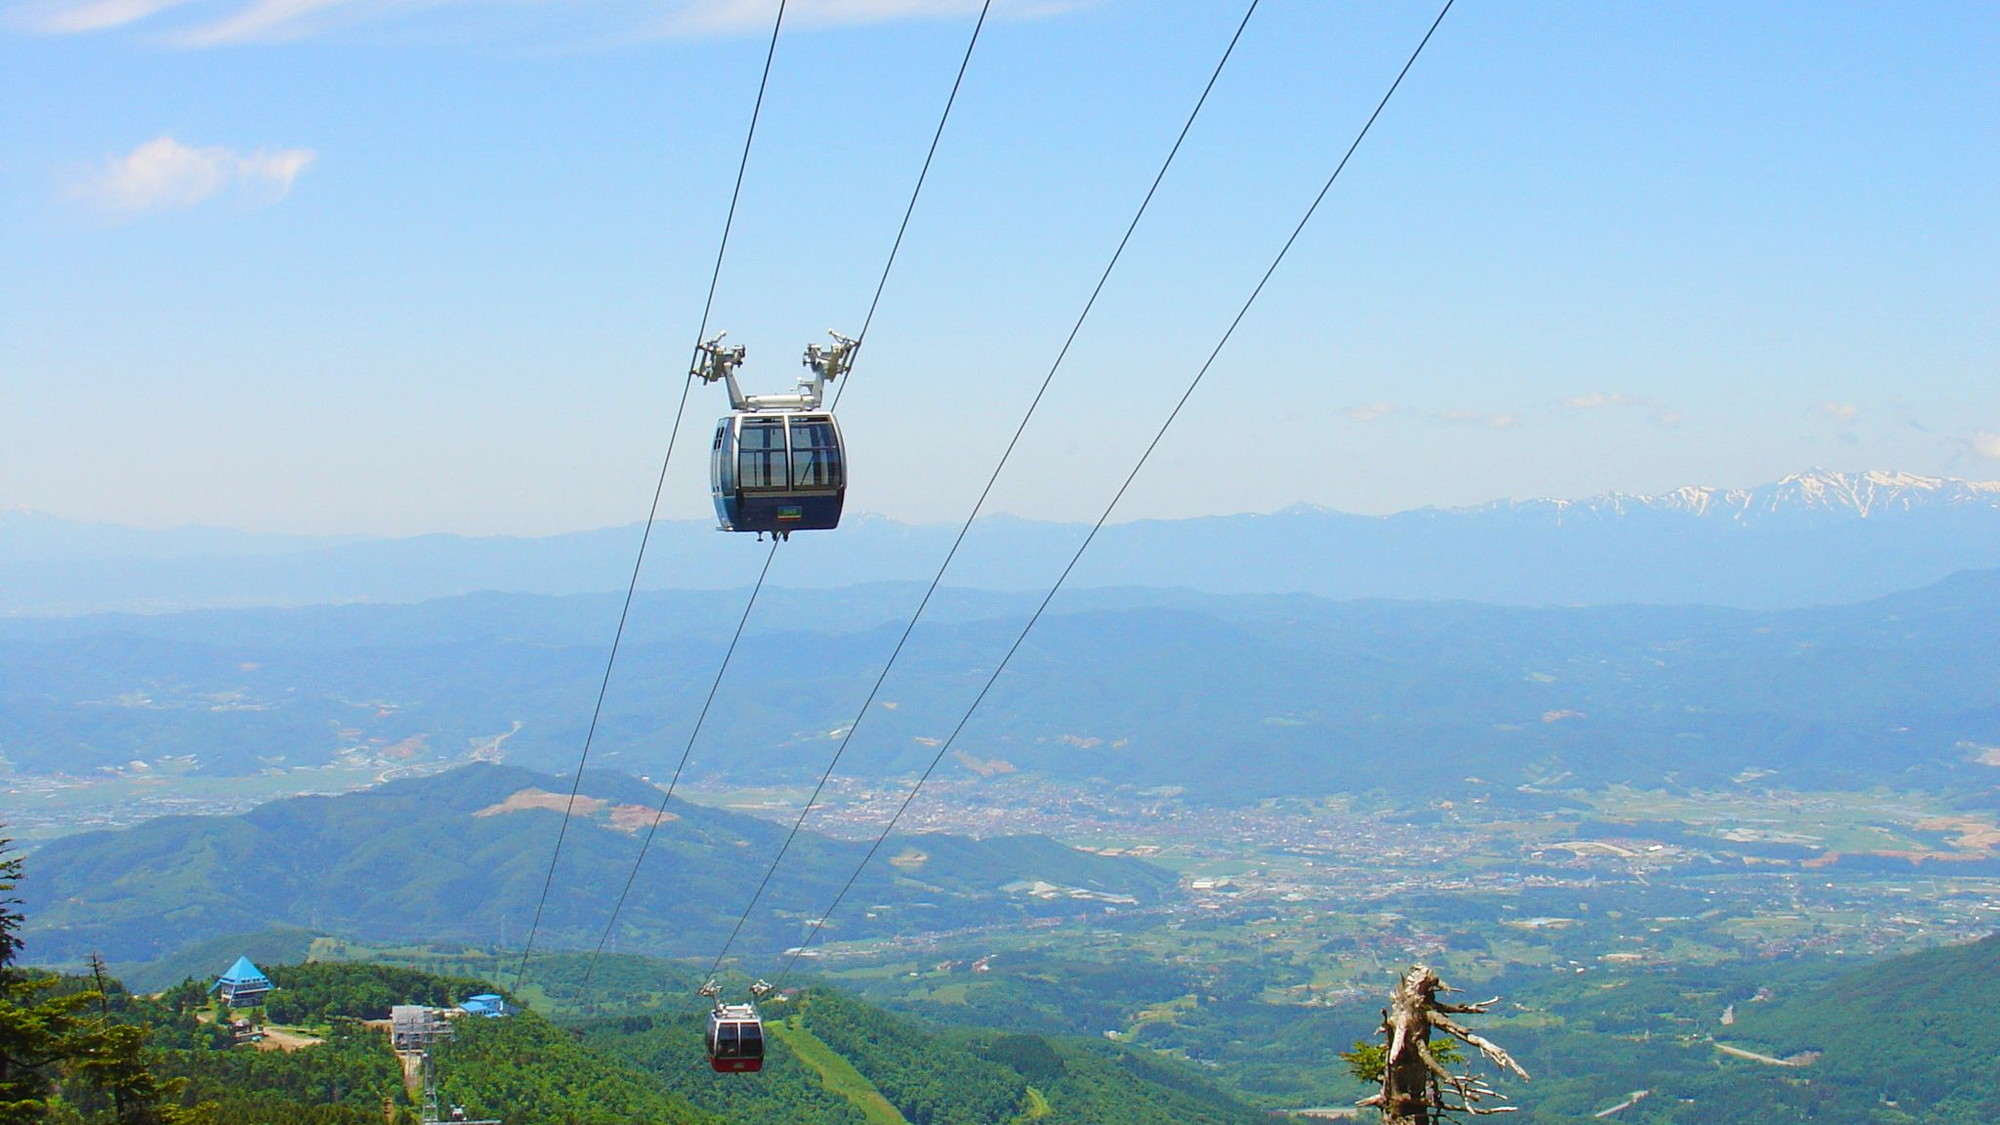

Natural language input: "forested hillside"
[14,818,2000,1125]
[109,943,2000,1125]
[24,956,1272,1124]
[1378,942,2000,1124]
[1671,933,2000,1123]
[20,765,1174,968]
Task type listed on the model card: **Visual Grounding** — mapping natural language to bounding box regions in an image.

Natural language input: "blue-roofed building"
[458,994,507,1018]
[209,956,273,1008]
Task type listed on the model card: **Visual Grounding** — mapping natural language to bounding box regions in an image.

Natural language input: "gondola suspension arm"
[695,330,856,412]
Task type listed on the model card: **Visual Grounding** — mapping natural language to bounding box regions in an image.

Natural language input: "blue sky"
[4,0,1996,535]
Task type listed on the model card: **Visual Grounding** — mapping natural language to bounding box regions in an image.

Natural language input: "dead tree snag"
[1353,964,1529,1124]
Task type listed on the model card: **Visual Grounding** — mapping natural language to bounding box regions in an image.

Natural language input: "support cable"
[578,538,777,986]
[576,1,995,987]
[772,0,1458,988]
[836,0,994,407]
[704,0,1265,980]
[511,0,790,994]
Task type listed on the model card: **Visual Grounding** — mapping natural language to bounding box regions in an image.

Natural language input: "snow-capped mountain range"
[1473,469,2000,522]
[5,470,2000,613]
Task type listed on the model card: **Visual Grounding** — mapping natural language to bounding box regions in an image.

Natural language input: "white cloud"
[1820,402,1860,424]
[11,0,386,38]
[1337,402,1520,430]
[661,0,1086,36]
[12,0,193,32]
[174,0,368,44]
[667,0,968,34]
[1434,409,1521,431]
[1562,391,1644,410]
[1562,389,1679,427]
[13,0,1085,42]
[1972,431,2000,461]
[76,136,316,212]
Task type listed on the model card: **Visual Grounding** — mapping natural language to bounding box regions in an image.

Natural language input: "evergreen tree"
[73,956,213,1125]
[0,837,211,1124]
[0,837,96,1122]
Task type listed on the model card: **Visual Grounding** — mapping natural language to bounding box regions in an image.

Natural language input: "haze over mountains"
[7,469,2000,614]
[10,469,2000,1123]
[7,566,1999,798]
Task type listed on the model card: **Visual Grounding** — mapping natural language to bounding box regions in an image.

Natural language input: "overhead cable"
[511,0,791,994]
[579,540,778,986]
[774,0,1460,987]
[704,0,1266,980]
[575,0,996,986]
[837,0,995,404]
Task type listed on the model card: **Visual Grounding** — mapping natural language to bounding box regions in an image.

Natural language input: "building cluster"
[206,953,510,1052]
[390,995,509,1050]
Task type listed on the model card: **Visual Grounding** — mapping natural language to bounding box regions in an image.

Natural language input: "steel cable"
[704,0,1265,980]
[578,538,779,987]
[837,0,995,407]
[572,0,997,989]
[511,0,791,994]
[772,0,1459,988]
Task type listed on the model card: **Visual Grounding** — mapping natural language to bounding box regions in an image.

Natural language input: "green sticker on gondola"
[778,505,803,521]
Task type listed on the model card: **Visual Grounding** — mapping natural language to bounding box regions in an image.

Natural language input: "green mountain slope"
[120,958,1271,1125]
[1668,933,2000,1123]
[435,1010,713,1125]
[105,924,2000,1125]
[18,763,1177,968]
[582,1010,889,1125]
[580,987,1268,1125]
[144,973,712,1125]
[764,1018,907,1125]
[1304,939,2000,1124]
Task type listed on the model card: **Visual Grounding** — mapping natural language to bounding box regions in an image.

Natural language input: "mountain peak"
[1461,469,2000,523]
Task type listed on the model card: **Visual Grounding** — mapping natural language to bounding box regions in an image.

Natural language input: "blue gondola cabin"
[710,413,845,537]
[694,332,855,540]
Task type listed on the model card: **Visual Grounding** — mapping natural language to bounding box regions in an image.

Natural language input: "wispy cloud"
[665,0,978,35]
[1435,409,1521,431]
[1972,431,2000,461]
[661,0,1089,35]
[12,0,1084,43]
[73,136,315,212]
[1820,402,1860,424]
[1562,391,1642,410]
[1342,403,1398,422]
[9,0,392,36]
[12,0,193,32]
[1341,402,1521,430]
[1562,389,1679,427]
[173,0,370,44]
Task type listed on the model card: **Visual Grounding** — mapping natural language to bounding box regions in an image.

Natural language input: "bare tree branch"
[1355,964,1528,1125]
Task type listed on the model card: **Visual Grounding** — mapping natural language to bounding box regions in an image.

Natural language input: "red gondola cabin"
[706,1003,765,1073]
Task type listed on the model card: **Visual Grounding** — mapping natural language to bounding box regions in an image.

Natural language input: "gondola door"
[706,1004,765,1073]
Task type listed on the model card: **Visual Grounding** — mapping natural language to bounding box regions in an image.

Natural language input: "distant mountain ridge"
[6,568,1999,796]
[7,468,2000,612]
